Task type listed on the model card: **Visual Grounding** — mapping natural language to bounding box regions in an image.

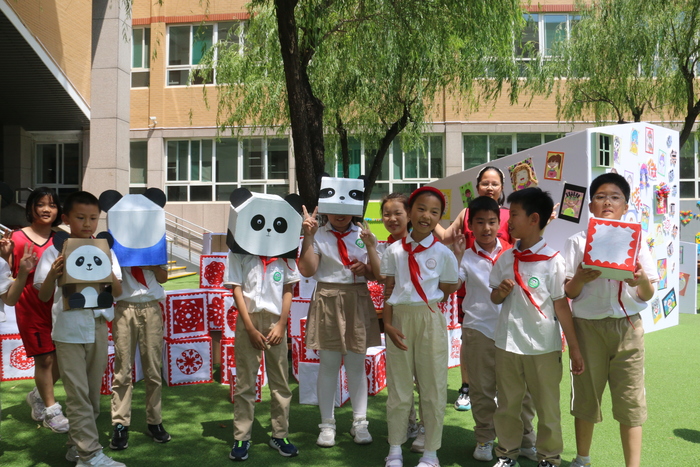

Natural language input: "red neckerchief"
[512,243,558,318]
[387,235,399,244]
[402,235,440,312]
[617,282,636,328]
[330,229,353,266]
[131,267,148,288]
[260,256,278,274]
[471,237,509,265]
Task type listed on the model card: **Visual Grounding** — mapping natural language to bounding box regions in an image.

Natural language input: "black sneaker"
[229,440,251,461]
[268,437,299,457]
[147,423,172,443]
[538,461,555,467]
[109,424,129,450]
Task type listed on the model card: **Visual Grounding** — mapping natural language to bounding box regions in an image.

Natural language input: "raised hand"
[18,243,38,274]
[302,205,319,237]
[358,221,377,249]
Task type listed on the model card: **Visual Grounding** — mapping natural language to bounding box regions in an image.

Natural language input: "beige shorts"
[305,282,381,354]
[570,314,646,426]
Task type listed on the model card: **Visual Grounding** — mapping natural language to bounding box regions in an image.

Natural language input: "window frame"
[462,133,563,170]
[131,27,151,88]
[33,132,83,196]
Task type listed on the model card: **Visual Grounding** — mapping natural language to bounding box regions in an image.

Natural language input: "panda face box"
[317,177,364,216]
[65,244,112,281]
[227,188,303,258]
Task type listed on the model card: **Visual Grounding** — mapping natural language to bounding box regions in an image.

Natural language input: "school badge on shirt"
[355,238,365,248]
[273,271,282,282]
[527,277,540,289]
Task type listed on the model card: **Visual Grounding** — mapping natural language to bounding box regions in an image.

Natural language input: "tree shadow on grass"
[674,428,700,443]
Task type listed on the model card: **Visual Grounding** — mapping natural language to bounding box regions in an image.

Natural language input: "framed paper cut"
[651,297,662,324]
[543,151,564,181]
[582,218,642,280]
[645,127,654,154]
[662,288,677,317]
[508,158,538,191]
[657,258,668,290]
[679,272,690,296]
[558,183,586,223]
[459,182,475,208]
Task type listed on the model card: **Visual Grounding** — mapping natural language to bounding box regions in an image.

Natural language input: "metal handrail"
[164,211,209,265]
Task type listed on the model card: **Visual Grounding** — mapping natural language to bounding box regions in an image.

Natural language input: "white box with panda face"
[317,177,364,216]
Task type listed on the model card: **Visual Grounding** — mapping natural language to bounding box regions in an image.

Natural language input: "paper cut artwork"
[99,188,167,267]
[647,159,657,180]
[645,127,654,154]
[679,272,690,297]
[583,218,641,281]
[508,158,538,191]
[54,231,114,310]
[544,152,564,181]
[460,182,475,208]
[226,188,304,259]
[558,183,586,223]
[657,259,668,290]
[662,288,676,316]
[317,177,365,216]
[651,297,662,324]
[630,129,639,155]
[640,205,650,231]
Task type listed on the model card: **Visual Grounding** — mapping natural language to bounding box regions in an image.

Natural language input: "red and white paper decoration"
[200,255,228,289]
[583,217,642,281]
[1,334,35,381]
[162,336,213,386]
[163,290,209,339]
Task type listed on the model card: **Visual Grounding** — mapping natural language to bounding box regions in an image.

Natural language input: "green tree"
[200,0,524,208]
[532,0,700,149]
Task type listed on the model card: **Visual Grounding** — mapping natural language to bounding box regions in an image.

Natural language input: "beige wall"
[7,0,92,105]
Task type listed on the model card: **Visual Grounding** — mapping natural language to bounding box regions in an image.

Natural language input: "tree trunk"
[274,0,326,209]
[336,113,350,177]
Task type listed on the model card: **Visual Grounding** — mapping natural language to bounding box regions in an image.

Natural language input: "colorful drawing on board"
[508,158,538,191]
[558,183,586,223]
[672,185,677,197]
[645,127,654,154]
[631,129,639,155]
[646,237,655,252]
[459,182,475,208]
[695,232,700,244]
[670,149,677,166]
[663,216,672,235]
[624,208,639,224]
[679,272,690,296]
[441,189,452,220]
[647,159,657,180]
[624,170,634,189]
[639,164,649,191]
[657,258,668,290]
[672,224,678,239]
[662,288,677,317]
[651,298,662,324]
[640,205,650,231]
[669,169,675,184]
[667,242,673,257]
[613,135,621,166]
[670,203,676,216]
[658,150,667,177]
[544,152,564,181]
[680,211,693,225]
[631,187,643,211]
[667,135,673,148]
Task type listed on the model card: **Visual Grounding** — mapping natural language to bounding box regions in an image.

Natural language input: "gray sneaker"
[76,451,126,467]
[66,446,79,463]
[26,387,46,422]
[519,446,537,462]
[410,425,425,453]
[42,402,70,433]
[570,458,591,467]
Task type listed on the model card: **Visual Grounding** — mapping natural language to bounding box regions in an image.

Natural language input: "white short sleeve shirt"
[116,266,166,303]
[0,258,13,321]
[312,223,369,284]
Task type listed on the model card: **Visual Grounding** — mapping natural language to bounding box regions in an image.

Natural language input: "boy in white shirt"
[564,173,657,467]
[489,187,584,467]
[35,191,123,467]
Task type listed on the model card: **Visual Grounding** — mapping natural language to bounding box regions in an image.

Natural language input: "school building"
[1,0,697,242]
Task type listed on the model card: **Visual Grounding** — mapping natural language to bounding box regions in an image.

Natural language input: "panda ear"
[318,172,330,186]
[99,190,122,212]
[96,231,114,248]
[284,194,304,215]
[358,175,368,189]
[144,188,167,208]
[0,182,13,208]
[53,231,70,251]
[230,188,253,208]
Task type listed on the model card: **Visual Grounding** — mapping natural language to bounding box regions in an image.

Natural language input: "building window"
[166,22,242,86]
[165,137,289,201]
[35,141,81,197]
[326,135,444,201]
[129,141,148,194]
[131,27,150,88]
[515,13,579,75]
[679,134,697,199]
[462,133,563,170]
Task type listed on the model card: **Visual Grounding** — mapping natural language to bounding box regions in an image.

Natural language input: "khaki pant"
[55,318,108,462]
[462,328,536,447]
[494,348,563,466]
[234,311,291,441]
[386,304,447,451]
[111,300,164,426]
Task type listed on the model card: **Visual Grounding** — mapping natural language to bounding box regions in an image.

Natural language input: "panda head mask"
[226,188,303,258]
[317,176,364,216]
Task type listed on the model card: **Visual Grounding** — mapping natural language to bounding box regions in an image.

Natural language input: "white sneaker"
[76,451,126,467]
[66,446,79,463]
[26,387,46,422]
[316,418,336,447]
[473,440,494,461]
[519,446,537,462]
[350,417,373,444]
[570,458,591,467]
[406,421,420,439]
[493,457,519,467]
[416,457,440,467]
[410,425,425,453]
[385,454,403,467]
[42,402,70,433]
[454,388,472,411]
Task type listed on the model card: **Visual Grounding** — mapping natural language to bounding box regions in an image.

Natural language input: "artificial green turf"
[163,274,201,292]
[2,314,699,466]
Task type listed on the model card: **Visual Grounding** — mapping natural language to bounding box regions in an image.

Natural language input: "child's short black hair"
[507,187,553,229]
[467,196,501,224]
[62,191,100,216]
[26,187,62,227]
[590,172,631,202]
